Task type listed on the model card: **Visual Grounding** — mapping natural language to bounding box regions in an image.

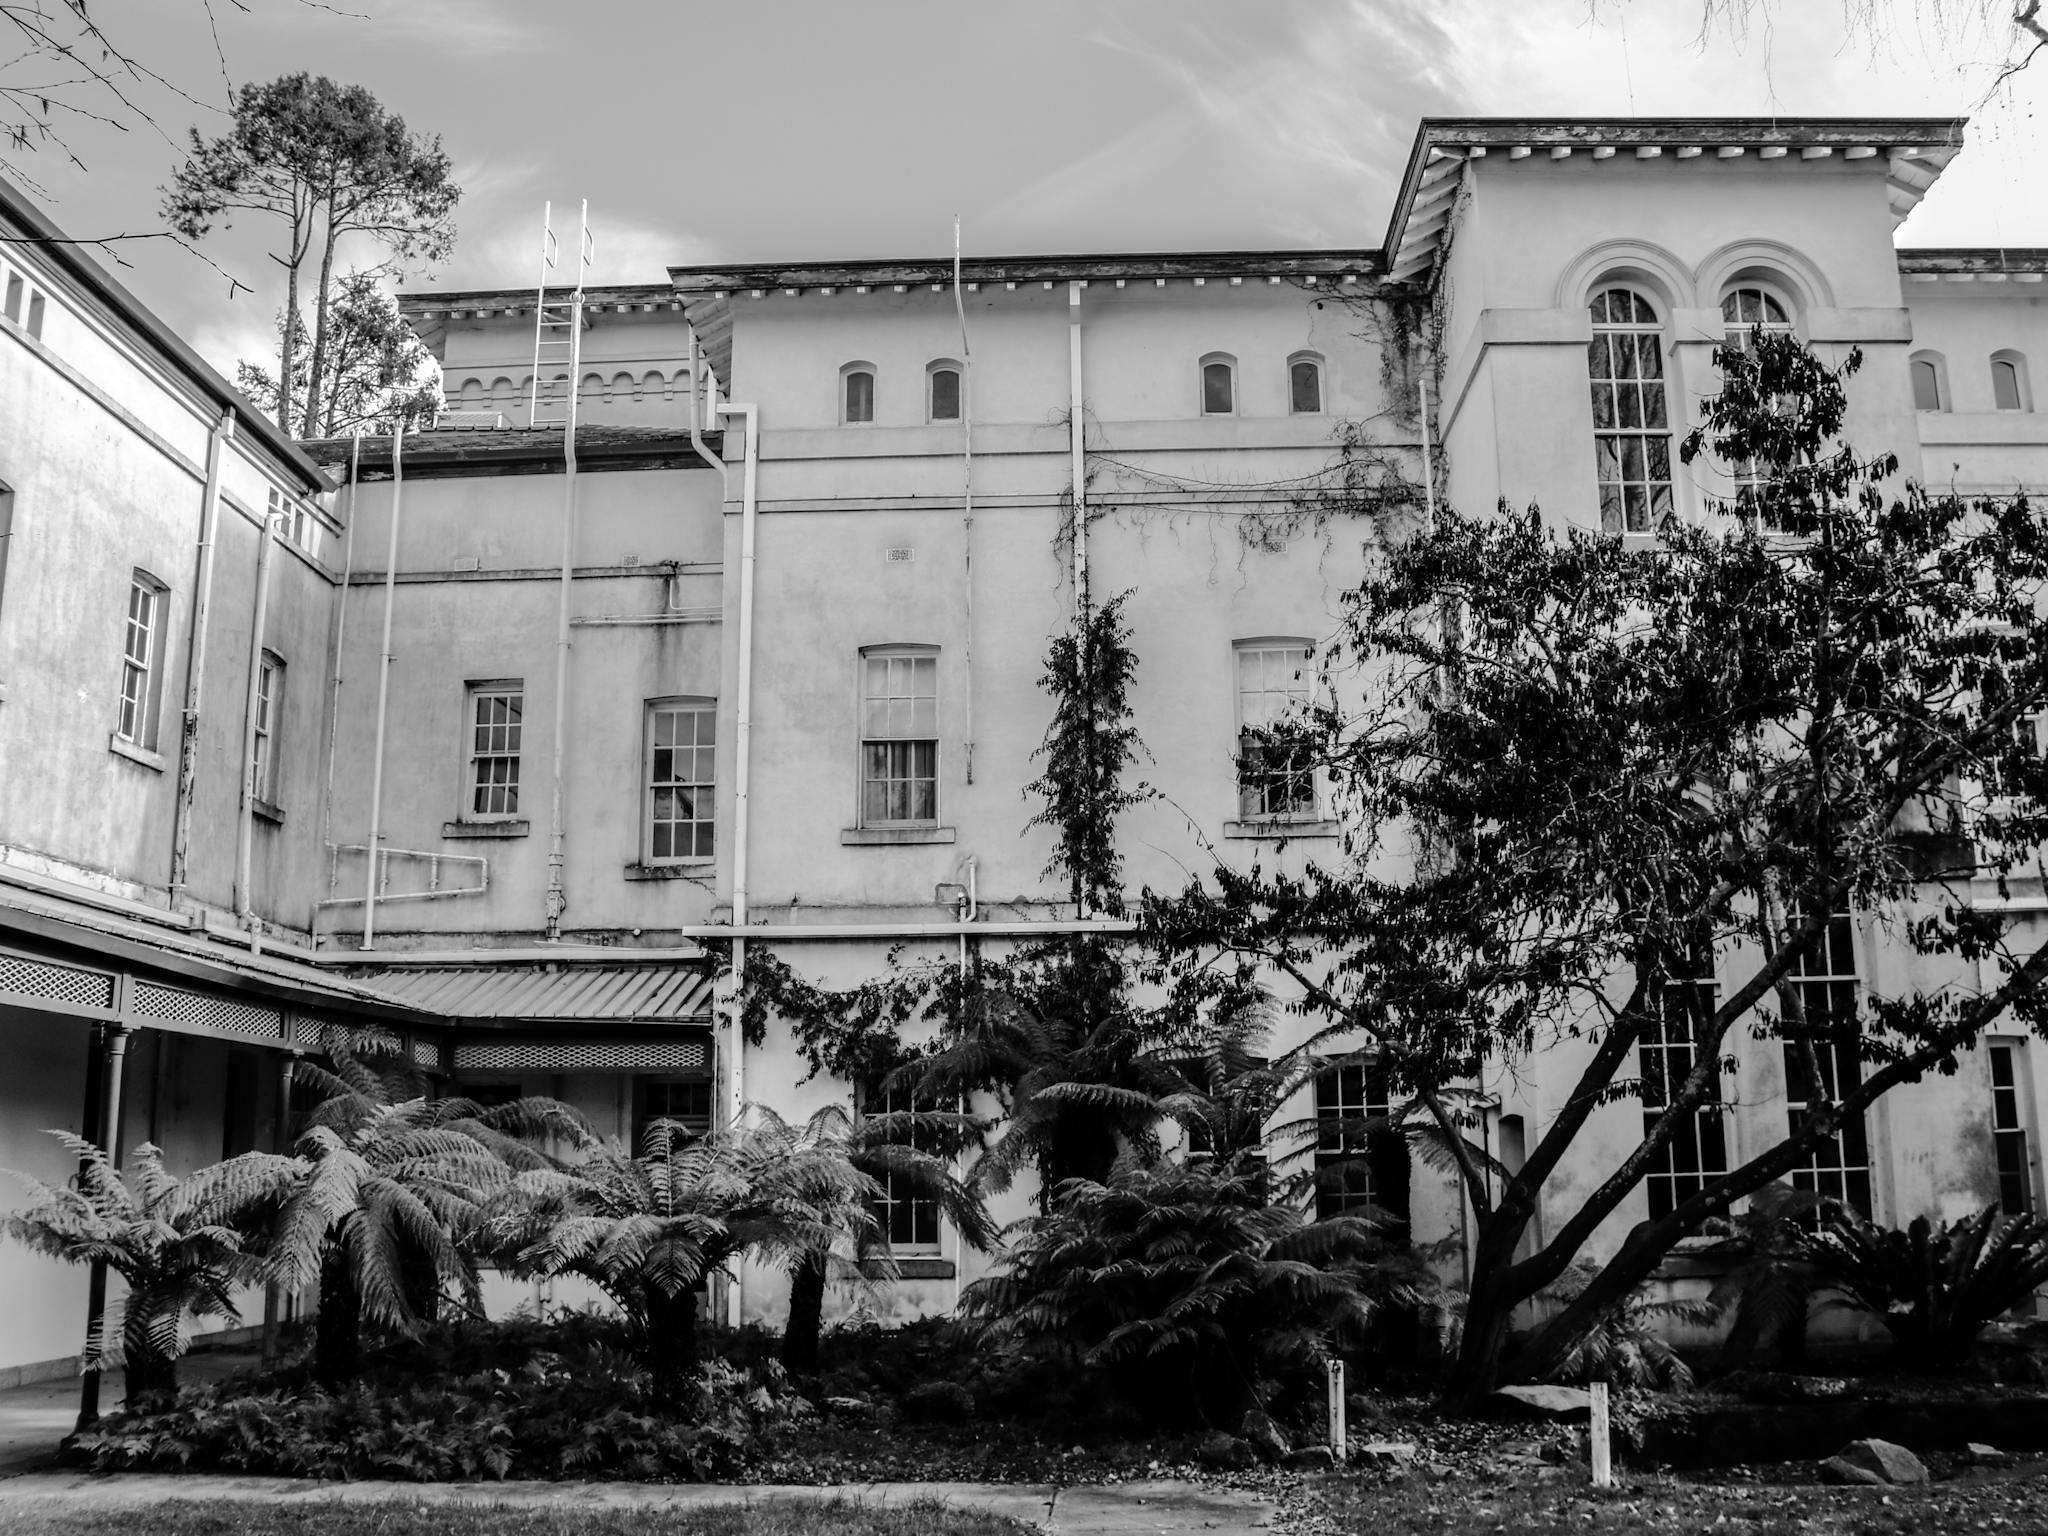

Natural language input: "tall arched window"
[1587,288,1672,536]
[842,362,876,425]
[1993,351,2032,412]
[1288,352,1324,414]
[1200,353,1236,416]
[927,359,962,422]
[1720,285,1796,520]
[1911,351,1948,412]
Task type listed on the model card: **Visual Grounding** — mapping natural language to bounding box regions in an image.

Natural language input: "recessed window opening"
[466,680,524,818]
[1640,975,1729,1220]
[117,570,168,751]
[1588,287,1673,537]
[1289,353,1323,415]
[1201,354,1236,416]
[251,651,283,806]
[1235,641,1317,820]
[1991,1040,2034,1216]
[1911,351,1948,413]
[1783,911,1873,1219]
[1720,286,1795,521]
[842,363,876,425]
[866,1076,944,1250]
[1313,1063,1388,1220]
[3,273,20,324]
[646,698,716,862]
[26,291,44,339]
[1993,351,2032,412]
[0,481,13,628]
[860,646,938,826]
[928,360,962,423]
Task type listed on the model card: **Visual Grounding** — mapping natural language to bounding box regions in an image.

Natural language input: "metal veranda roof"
[355,963,714,1024]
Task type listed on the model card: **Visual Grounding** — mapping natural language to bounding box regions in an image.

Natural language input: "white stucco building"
[4,114,2047,1382]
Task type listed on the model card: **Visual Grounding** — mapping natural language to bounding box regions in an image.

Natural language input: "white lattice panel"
[450,1037,710,1073]
[0,951,116,1012]
[131,981,282,1040]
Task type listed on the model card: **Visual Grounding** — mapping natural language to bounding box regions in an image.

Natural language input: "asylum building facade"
[2,114,2047,1379]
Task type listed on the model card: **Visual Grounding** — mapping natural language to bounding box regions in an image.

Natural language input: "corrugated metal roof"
[354,964,713,1023]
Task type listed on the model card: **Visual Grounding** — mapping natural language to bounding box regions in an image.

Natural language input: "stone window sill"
[624,860,712,881]
[251,797,285,825]
[108,735,165,772]
[443,819,529,839]
[1223,818,1338,840]
[841,825,956,846]
[860,1256,954,1280]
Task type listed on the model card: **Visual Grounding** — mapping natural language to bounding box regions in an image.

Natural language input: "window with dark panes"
[646,699,715,862]
[1289,356,1323,414]
[1235,642,1316,820]
[636,1077,712,1151]
[1202,357,1235,415]
[1991,1041,2033,1216]
[860,648,938,825]
[843,366,875,424]
[866,1077,943,1250]
[1587,288,1672,536]
[1314,1063,1389,1220]
[1640,979,1730,1221]
[1783,911,1873,1218]
[466,682,523,817]
[929,365,961,422]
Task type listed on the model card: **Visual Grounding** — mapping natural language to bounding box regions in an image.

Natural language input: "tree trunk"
[1446,1261,1525,1408]
[122,1348,178,1408]
[314,1239,361,1388]
[643,1284,702,1412]
[302,207,341,437]
[278,256,301,438]
[780,1252,827,1378]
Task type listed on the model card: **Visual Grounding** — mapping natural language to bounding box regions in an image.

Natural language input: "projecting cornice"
[1383,116,1970,288]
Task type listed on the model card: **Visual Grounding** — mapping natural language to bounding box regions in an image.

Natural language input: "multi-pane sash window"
[861,648,938,825]
[647,699,715,862]
[1991,1041,2034,1216]
[868,1078,942,1250]
[117,571,165,749]
[1588,288,1673,536]
[1720,288,1795,522]
[251,652,283,805]
[466,682,524,818]
[636,1077,712,1152]
[1236,642,1316,820]
[1314,1063,1389,1219]
[1640,980,1730,1221]
[1783,911,1873,1217]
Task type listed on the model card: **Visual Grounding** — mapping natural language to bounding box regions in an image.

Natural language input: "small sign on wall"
[885,547,916,564]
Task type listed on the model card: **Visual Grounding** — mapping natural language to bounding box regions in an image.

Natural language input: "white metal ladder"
[527,199,594,428]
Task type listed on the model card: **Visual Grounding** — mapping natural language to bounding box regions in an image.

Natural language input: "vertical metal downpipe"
[168,412,234,904]
[361,425,406,950]
[316,433,364,933]
[234,509,281,932]
[544,289,585,940]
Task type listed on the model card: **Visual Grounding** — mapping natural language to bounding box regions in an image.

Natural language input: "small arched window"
[1200,353,1236,416]
[927,359,962,423]
[842,362,876,425]
[1911,351,1948,412]
[1587,287,1672,536]
[1288,353,1324,414]
[0,480,13,628]
[1720,285,1792,344]
[1993,351,2031,412]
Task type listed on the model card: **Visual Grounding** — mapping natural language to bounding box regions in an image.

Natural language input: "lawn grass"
[1292,1468,2048,1534]
[0,1498,1039,1536]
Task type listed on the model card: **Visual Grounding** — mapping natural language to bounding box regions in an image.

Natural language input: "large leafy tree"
[6,1134,303,1400]
[162,74,457,437]
[237,268,440,439]
[1151,332,2048,1403]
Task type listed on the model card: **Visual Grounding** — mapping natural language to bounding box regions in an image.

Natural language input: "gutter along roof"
[0,171,332,495]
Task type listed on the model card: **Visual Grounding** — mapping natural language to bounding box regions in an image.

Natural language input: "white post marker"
[1589,1381,1613,1486]
[1327,1359,1348,1461]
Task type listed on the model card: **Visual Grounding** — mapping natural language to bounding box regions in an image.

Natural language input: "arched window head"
[927,360,962,423]
[1200,353,1236,416]
[1910,351,1948,413]
[1993,351,2031,412]
[1720,285,1792,341]
[1587,287,1672,536]
[842,362,876,425]
[1288,353,1324,415]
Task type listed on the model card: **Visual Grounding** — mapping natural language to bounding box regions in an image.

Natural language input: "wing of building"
[2,114,2044,1380]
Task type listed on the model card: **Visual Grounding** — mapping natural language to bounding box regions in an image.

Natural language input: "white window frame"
[116,570,168,751]
[858,645,939,828]
[1233,639,1318,822]
[1313,1062,1387,1220]
[1989,1036,2038,1217]
[1717,284,1797,526]
[1783,911,1874,1219]
[1588,286,1674,538]
[841,361,877,426]
[251,650,284,807]
[463,679,525,821]
[1200,353,1237,417]
[1639,978,1732,1221]
[927,359,963,423]
[864,1077,944,1253]
[1287,351,1324,415]
[644,696,716,865]
[268,486,319,558]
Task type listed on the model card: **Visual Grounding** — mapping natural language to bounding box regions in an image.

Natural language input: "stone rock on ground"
[1966,1442,2012,1464]
[1240,1409,1291,1463]
[1353,1441,1418,1467]
[1491,1385,1593,1421]
[1284,1446,1336,1470]
[1196,1430,1259,1471]
[1823,1438,1929,1486]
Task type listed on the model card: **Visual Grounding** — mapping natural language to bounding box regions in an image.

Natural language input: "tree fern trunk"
[781,1253,827,1377]
[315,1240,361,1387]
[644,1284,701,1411]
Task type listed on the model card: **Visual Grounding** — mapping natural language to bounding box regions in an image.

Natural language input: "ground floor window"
[635,1076,712,1151]
[1313,1063,1389,1221]
[1640,982,1729,1222]
[1992,1040,2034,1217]
[864,1078,944,1251]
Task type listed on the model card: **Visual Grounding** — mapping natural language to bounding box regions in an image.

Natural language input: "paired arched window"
[1200,353,1237,416]
[1587,287,1672,536]
[841,362,876,425]
[1993,351,2032,412]
[1720,285,1792,343]
[1288,353,1324,414]
[1911,351,1948,413]
[927,359,962,423]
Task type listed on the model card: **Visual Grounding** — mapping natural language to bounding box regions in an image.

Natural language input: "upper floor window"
[1911,350,1948,413]
[1993,351,2032,412]
[1235,640,1316,821]
[1588,288,1672,536]
[4,269,44,340]
[268,486,319,558]
[465,680,524,819]
[1720,285,1792,341]
[860,646,938,826]
[646,697,715,863]
[928,360,962,423]
[1201,354,1236,416]
[1289,353,1324,414]
[250,651,283,807]
[117,570,168,751]
[0,480,13,629]
[842,362,876,425]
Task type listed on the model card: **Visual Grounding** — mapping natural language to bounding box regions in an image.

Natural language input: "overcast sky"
[12,0,2046,380]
